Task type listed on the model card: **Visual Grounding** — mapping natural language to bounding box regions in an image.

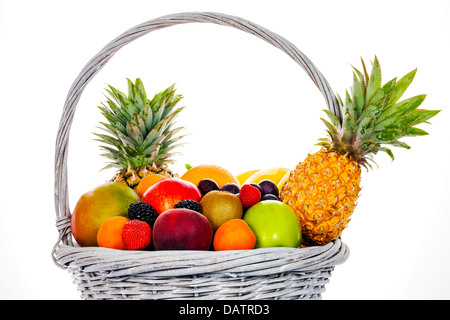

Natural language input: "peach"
[152,208,212,251]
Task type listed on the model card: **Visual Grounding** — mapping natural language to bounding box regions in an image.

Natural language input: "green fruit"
[243,200,301,248]
[71,182,140,247]
[200,190,243,231]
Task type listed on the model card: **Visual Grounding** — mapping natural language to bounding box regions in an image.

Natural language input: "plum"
[261,193,280,201]
[220,183,240,195]
[197,179,219,196]
[258,179,279,198]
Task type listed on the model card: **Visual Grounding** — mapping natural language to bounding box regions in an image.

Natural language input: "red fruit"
[142,178,202,214]
[152,208,213,251]
[122,220,152,250]
[239,184,261,207]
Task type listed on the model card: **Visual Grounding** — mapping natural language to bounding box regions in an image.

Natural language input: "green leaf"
[141,107,184,151]
[130,112,147,137]
[162,94,183,119]
[127,79,137,105]
[373,115,419,131]
[152,99,166,127]
[142,123,164,151]
[126,121,144,144]
[185,164,193,170]
[360,57,370,86]
[160,127,185,145]
[150,84,176,112]
[379,147,395,161]
[342,112,356,132]
[135,78,147,102]
[365,56,382,104]
[358,98,385,125]
[370,77,397,108]
[144,143,160,156]
[100,163,122,171]
[341,128,355,147]
[336,93,345,124]
[99,145,121,157]
[162,141,187,154]
[374,129,404,142]
[358,138,375,152]
[356,116,376,138]
[403,127,429,137]
[337,92,344,108]
[344,90,355,119]
[352,65,366,89]
[377,94,426,123]
[93,133,123,149]
[323,109,341,130]
[315,141,330,148]
[98,105,127,134]
[127,78,146,109]
[387,140,411,149]
[321,118,340,137]
[388,68,417,107]
[107,86,138,118]
[409,109,440,126]
[140,102,154,132]
[352,71,365,119]
[103,100,129,126]
[97,122,119,137]
[117,130,140,151]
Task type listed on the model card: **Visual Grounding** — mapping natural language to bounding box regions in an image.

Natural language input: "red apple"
[152,208,213,250]
[142,178,202,214]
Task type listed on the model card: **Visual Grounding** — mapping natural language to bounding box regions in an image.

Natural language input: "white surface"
[1,0,449,300]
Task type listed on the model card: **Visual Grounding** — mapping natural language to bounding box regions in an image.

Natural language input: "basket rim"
[54,237,349,276]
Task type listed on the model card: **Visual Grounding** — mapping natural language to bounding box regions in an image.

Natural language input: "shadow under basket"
[53,12,349,300]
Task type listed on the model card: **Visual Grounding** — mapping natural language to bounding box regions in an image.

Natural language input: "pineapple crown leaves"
[318,56,440,170]
[94,78,187,171]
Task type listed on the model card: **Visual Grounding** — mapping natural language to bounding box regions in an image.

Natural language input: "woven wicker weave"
[53,12,349,300]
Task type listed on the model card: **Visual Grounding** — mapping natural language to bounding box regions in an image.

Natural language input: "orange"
[180,164,240,188]
[136,174,167,197]
[97,216,130,250]
[213,219,256,251]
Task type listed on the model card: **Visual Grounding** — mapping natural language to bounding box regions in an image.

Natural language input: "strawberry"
[239,184,261,208]
[122,220,152,250]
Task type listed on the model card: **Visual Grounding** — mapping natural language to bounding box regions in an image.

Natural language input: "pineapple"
[94,78,186,188]
[280,56,440,246]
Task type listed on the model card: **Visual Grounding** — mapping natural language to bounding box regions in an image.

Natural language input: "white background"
[1,0,449,300]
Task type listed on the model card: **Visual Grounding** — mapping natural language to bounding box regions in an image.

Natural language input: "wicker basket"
[53,12,349,300]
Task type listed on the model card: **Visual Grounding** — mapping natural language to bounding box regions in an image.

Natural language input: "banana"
[243,167,291,186]
[277,170,291,194]
[235,169,260,186]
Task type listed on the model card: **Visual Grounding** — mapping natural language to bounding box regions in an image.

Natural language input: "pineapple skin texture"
[112,164,177,189]
[280,149,361,246]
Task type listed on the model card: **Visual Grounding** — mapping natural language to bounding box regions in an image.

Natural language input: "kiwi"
[200,191,243,231]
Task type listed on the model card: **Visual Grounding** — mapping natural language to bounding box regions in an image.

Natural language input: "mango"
[71,182,140,247]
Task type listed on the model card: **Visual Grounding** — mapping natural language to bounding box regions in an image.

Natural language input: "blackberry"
[174,199,202,213]
[128,202,158,227]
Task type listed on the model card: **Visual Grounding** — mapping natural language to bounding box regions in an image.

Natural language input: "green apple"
[243,200,301,248]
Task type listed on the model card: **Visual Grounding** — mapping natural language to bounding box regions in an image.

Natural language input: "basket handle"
[53,12,341,259]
